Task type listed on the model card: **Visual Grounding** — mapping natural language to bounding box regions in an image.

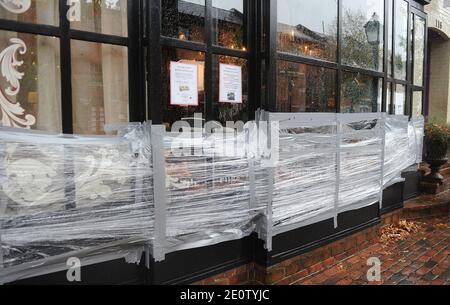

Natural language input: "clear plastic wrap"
[383,115,415,187]
[260,113,385,236]
[0,113,424,283]
[338,115,383,212]
[163,128,264,253]
[266,113,338,235]
[410,116,425,164]
[0,124,154,283]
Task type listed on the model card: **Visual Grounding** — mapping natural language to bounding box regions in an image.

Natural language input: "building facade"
[0,0,428,134]
[0,0,430,285]
[426,0,450,123]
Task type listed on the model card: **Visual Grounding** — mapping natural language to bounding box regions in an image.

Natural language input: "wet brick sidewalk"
[293,217,449,285]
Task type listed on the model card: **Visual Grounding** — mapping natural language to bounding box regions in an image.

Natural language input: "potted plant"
[423,123,450,184]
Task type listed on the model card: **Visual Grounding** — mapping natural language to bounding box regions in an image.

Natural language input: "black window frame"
[147,0,258,124]
[263,0,428,117]
[0,0,145,134]
[0,0,428,131]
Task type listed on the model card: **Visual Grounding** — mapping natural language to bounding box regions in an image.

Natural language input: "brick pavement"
[292,217,449,285]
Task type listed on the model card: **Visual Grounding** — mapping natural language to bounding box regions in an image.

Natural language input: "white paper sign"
[170,61,199,106]
[219,64,242,104]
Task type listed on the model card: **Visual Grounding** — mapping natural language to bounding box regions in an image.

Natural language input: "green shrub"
[424,123,450,160]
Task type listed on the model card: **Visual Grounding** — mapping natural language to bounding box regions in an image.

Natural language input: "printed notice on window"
[170,61,198,106]
[219,64,242,104]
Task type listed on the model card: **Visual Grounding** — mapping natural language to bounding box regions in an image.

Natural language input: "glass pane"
[71,40,129,135]
[387,0,393,76]
[212,0,245,49]
[0,31,61,132]
[394,0,408,80]
[70,0,128,37]
[342,0,384,71]
[0,0,58,26]
[412,91,423,117]
[341,73,381,113]
[213,55,248,123]
[277,0,337,62]
[413,16,425,87]
[277,61,336,112]
[162,47,205,128]
[393,84,406,115]
[162,0,205,42]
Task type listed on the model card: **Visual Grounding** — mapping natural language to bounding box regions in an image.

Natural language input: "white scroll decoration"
[0,38,36,129]
[75,148,129,201]
[0,0,31,14]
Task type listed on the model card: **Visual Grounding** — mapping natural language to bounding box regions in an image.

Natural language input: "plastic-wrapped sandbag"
[0,124,154,283]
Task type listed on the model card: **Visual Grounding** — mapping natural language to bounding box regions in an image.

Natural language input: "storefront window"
[342,0,384,71]
[277,61,336,112]
[0,0,59,26]
[162,0,205,42]
[387,0,393,77]
[277,0,337,62]
[214,55,248,123]
[341,73,381,113]
[393,84,406,115]
[412,91,423,117]
[413,16,425,87]
[71,40,129,135]
[394,0,408,80]
[162,47,205,128]
[212,0,245,50]
[0,31,61,132]
[70,0,128,37]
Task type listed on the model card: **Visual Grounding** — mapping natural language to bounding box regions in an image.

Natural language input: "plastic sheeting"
[163,130,263,253]
[259,113,385,237]
[0,124,154,283]
[0,113,424,283]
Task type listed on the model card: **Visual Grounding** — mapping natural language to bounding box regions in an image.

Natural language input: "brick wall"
[193,210,402,285]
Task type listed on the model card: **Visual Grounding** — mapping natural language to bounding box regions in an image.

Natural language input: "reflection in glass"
[162,0,205,42]
[342,0,384,71]
[277,0,337,61]
[393,84,406,115]
[414,16,425,87]
[162,48,205,128]
[0,0,58,26]
[394,0,408,80]
[341,73,381,113]
[71,41,129,135]
[212,0,245,49]
[387,0,393,76]
[277,61,336,112]
[0,31,61,132]
[412,91,423,117]
[70,0,128,37]
[214,55,248,123]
